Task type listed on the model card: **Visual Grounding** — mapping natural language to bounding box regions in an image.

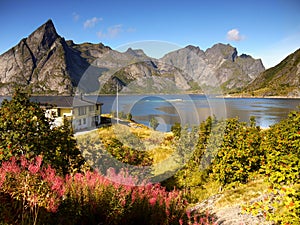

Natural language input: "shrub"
[171,122,181,138]
[150,117,159,130]
[0,156,64,224]
[261,111,300,187]
[210,117,263,187]
[163,118,214,199]
[126,113,133,121]
[244,111,300,225]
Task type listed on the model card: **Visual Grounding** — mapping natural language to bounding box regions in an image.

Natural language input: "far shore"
[217,94,300,99]
[1,92,300,100]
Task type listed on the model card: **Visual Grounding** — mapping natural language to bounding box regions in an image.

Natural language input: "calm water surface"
[97,94,300,131]
[1,94,298,131]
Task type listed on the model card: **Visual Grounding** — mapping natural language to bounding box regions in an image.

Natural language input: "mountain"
[245,48,300,97]
[80,43,265,94]
[161,43,265,92]
[0,19,265,95]
[0,20,111,95]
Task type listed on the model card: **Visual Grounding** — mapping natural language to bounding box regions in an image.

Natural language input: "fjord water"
[99,94,300,131]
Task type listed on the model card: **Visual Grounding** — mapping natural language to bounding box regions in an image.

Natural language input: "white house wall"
[43,105,102,131]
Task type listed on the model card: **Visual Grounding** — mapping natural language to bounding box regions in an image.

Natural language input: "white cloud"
[97,24,123,39]
[72,12,80,22]
[84,17,103,28]
[226,29,244,41]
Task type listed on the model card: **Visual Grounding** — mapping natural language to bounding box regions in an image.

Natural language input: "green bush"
[261,111,300,187]
[245,111,300,225]
[171,122,181,138]
[149,117,159,130]
[210,117,263,187]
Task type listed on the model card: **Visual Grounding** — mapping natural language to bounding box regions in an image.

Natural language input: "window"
[78,119,81,126]
[89,105,95,112]
[83,118,86,124]
[57,108,61,117]
[78,107,86,116]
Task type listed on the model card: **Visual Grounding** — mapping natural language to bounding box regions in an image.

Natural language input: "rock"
[0,20,110,95]
[161,43,265,91]
[190,193,274,225]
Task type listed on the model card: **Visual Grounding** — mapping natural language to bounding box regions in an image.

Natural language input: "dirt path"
[190,194,273,225]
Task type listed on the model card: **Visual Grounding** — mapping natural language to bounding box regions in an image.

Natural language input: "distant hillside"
[0,19,266,95]
[245,48,300,97]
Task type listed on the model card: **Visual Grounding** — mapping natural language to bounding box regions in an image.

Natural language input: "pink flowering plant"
[0,155,216,225]
[0,155,65,224]
[58,167,190,225]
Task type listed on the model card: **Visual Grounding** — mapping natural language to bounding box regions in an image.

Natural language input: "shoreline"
[217,94,300,99]
[1,93,300,100]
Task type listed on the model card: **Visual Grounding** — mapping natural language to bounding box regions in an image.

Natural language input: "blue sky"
[1,0,300,68]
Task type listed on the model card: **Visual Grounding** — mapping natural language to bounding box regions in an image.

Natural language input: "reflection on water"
[223,98,300,128]
[98,95,300,131]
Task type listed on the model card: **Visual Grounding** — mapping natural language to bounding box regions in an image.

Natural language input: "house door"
[92,116,100,126]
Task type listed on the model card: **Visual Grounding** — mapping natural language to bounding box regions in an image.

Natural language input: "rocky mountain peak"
[26,19,60,53]
[185,45,200,52]
[125,48,147,58]
[206,43,238,62]
[161,43,265,91]
[184,45,205,56]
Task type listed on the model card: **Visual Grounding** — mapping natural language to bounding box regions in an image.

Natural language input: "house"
[30,96,103,131]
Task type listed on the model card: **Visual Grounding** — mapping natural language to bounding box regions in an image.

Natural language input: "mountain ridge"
[0,19,267,95]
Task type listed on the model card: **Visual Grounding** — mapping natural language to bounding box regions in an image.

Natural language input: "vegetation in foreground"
[0,91,215,225]
[0,90,299,224]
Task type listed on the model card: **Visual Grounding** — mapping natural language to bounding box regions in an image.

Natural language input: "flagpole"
[116,84,119,124]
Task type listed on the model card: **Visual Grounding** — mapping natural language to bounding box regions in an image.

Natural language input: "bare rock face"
[0,20,110,95]
[161,43,265,91]
[0,20,72,95]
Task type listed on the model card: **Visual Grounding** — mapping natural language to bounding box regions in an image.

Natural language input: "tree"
[118,111,125,119]
[149,117,159,130]
[126,113,133,121]
[0,90,85,174]
[171,122,181,138]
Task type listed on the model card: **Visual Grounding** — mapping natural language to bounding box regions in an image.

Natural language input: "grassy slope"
[77,124,269,212]
[245,48,300,96]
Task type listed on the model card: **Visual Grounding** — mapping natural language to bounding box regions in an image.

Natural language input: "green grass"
[215,178,268,208]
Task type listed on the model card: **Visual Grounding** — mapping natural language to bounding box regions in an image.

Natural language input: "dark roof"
[30,96,103,108]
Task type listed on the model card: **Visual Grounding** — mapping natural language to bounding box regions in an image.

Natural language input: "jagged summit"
[161,43,264,90]
[125,48,148,58]
[183,45,205,56]
[27,19,59,51]
[184,45,201,52]
[205,43,238,62]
